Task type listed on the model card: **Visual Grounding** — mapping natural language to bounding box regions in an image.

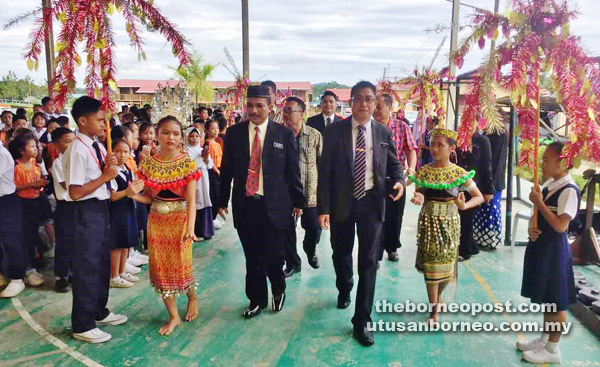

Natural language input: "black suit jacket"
[318,117,405,223]
[219,120,305,230]
[306,114,343,134]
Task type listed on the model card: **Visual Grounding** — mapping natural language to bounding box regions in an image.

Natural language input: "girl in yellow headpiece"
[408,128,484,325]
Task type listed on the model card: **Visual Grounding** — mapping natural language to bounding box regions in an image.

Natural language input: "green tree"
[0,71,46,100]
[171,51,218,104]
[312,81,350,103]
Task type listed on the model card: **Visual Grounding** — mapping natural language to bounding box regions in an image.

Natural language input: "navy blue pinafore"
[521,183,580,311]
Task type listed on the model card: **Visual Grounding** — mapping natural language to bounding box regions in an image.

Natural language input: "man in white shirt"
[0,144,26,298]
[307,91,343,133]
[63,96,126,344]
[318,81,405,347]
[218,85,304,318]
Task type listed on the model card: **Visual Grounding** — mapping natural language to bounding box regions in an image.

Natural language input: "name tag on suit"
[273,142,284,149]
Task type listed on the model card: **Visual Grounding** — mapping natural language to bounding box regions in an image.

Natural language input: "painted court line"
[463,261,550,367]
[11,298,105,367]
[0,350,63,366]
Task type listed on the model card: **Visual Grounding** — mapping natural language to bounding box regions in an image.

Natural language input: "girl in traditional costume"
[408,128,484,325]
[129,116,201,336]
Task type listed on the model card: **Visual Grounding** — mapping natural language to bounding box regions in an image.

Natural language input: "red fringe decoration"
[138,170,202,191]
[450,0,600,173]
[20,0,192,114]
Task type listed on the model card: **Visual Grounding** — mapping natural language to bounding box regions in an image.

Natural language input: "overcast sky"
[1,0,598,87]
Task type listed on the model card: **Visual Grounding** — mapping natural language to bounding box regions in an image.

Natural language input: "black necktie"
[91,142,105,170]
[353,125,367,199]
[92,141,110,192]
[326,116,332,126]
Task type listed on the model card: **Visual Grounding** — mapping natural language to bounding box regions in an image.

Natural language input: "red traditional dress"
[138,153,201,298]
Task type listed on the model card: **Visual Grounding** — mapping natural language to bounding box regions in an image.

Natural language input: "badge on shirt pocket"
[273,142,284,149]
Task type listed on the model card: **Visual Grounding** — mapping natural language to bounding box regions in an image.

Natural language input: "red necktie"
[246,126,262,196]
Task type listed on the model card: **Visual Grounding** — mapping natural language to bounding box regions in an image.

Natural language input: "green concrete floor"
[1,186,600,367]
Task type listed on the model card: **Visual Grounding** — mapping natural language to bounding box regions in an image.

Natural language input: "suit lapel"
[372,121,381,172]
[262,120,274,166]
[342,118,353,173]
[242,121,250,167]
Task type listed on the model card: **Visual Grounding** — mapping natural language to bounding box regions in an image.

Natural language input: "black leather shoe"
[353,326,375,346]
[387,251,399,262]
[283,267,300,278]
[307,255,320,269]
[54,278,70,293]
[272,292,286,312]
[337,294,351,309]
[243,304,262,319]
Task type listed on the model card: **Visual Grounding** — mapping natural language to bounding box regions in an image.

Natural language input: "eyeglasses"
[282,107,303,114]
[352,96,376,104]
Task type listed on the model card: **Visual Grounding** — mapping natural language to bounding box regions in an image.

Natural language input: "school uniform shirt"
[51,154,70,202]
[187,144,213,210]
[14,158,42,199]
[63,131,111,201]
[0,144,15,197]
[248,120,268,196]
[542,174,579,220]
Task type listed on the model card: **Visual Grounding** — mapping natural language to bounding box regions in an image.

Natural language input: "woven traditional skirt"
[415,200,460,284]
[147,200,195,298]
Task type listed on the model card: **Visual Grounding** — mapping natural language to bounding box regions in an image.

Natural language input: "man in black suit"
[307,90,343,133]
[318,81,405,346]
[219,85,304,318]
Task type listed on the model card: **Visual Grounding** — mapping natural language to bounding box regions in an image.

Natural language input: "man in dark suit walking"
[318,81,405,346]
[307,90,343,133]
[219,85,304,318]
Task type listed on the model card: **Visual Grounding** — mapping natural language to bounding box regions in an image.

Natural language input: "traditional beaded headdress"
[430,128,457,141]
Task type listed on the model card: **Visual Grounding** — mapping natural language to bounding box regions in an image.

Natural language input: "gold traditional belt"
[423,200,458,216]
[151,200,187,214]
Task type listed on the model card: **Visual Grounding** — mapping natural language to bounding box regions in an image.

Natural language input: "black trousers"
[381,192,406,259]
[459,205,480,259]
[68,199,111,333]
[21,196,45,270]
[283,207,322,269]
[54,201,76,279]
[330,192,382,328]
[237,196,286,308]
[0,193,25,280]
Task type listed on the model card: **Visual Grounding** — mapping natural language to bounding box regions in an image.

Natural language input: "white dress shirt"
[63,131,110,201]
[322,113,335,127]
[0,144,16,197]
[351,117,374,191]
[248,119,268,196]
[51,154,70,201]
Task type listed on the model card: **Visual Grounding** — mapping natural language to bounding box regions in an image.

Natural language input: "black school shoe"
[337,293,351,309]
[283,267,300,278]
[387,251,399,262]
[54,278,70,293]
[272,293,286,312]
[307,255,320,269]
[243,304,263,319]
[353,326,375,346]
